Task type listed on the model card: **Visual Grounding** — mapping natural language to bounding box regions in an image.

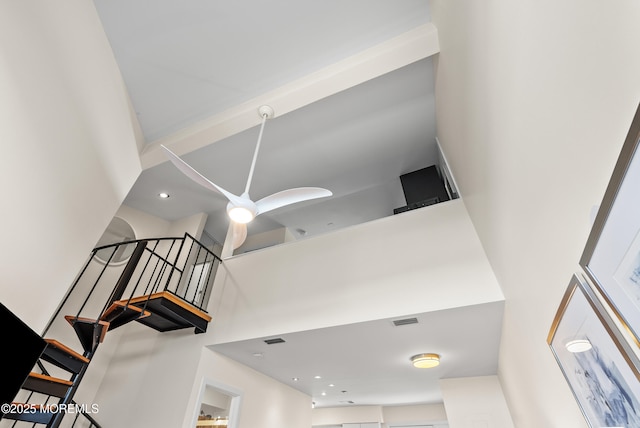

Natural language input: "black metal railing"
[16,233,221,428]
[43,233,221,338]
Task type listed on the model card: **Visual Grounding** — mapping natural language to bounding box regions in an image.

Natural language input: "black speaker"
[393,165,450,215]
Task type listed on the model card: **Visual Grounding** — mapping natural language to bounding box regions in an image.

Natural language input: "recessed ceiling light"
[252,352,263,358]
[292,377,299,382]
[158,192,170,199]
[314,375,322,379]
[321,392,326,396]
[411,353,440,369]
[328,384,335,387]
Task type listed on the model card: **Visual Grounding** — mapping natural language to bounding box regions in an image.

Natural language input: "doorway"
[192,379,242,428]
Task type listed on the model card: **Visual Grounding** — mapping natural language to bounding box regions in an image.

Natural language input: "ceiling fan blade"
[256,187,332,215]
[160,145,245,206]
[231,222,247,249]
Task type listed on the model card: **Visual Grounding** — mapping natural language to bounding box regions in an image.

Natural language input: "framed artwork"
[548,274,640,427]
[580,103,640,344]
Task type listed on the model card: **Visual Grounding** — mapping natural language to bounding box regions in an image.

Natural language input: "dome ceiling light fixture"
[411,353,440,369]
[565,339,592,353]
[161,105,332,247]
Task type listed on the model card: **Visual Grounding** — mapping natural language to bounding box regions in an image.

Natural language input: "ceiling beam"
[140,23,440,170]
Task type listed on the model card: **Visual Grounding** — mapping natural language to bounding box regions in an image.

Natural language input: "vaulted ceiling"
[92,0,504,412]
[96,0,441,245]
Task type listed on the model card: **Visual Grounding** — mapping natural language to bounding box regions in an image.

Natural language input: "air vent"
[392,317,418,326]
[264,338,286,345]
[338,400,355,404]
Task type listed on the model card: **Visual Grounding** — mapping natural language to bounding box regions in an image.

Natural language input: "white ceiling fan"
[161,105,332,247]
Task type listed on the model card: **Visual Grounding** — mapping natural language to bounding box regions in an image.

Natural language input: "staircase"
[1,233,220,428]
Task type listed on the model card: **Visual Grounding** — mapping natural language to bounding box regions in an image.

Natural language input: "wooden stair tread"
[124,291,212,322]
[100,301,152,331]
[64,315,110,350]
[44,339,89,363]
[101,301,151,321]
[64,315,110,328]
[41,338,91,374]
[23,372,74,397]
[28,372,73,386]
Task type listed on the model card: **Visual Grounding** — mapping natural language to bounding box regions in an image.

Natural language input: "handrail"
[43,233,221,337]
[91,236,181,253]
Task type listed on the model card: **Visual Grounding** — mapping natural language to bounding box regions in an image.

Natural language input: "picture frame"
[548,274,640,427]
[580,103,640,344]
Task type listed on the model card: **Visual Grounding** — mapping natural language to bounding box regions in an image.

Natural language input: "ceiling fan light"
[411,353,440,369]
[228,206,255,223]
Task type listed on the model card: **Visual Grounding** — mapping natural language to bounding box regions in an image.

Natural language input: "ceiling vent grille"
[264,338,286,345]
[392,317,418,326]
[339,400,355,404]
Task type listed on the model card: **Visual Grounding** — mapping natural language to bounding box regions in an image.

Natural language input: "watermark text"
[1,403,99,415]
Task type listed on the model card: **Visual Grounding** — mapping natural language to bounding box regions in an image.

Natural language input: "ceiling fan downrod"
[244,105,275,196]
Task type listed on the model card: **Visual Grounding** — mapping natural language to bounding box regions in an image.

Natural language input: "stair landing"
[115,291,211,334]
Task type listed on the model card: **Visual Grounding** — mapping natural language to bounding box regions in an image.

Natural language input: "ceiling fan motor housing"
[226,197,258,223]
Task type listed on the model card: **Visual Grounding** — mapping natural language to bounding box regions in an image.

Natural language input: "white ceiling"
[97,0,441,244]
[123,57,438,243]
[212,302,504,408]
[92,0,505,411]
[94,1,431,141]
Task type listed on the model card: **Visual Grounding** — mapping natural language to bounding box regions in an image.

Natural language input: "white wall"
[168,212,208,240]
[116,204,172,239]
[430,0,640,426]
[0,0,141,332]
[313,404,447,427]
[210,199,504,344]
[183,348,312,428]
[312,406,384,426]
[234,226,296,254]
[383,404,447,427]
[92,324,188,427]
[440,376,513,428]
